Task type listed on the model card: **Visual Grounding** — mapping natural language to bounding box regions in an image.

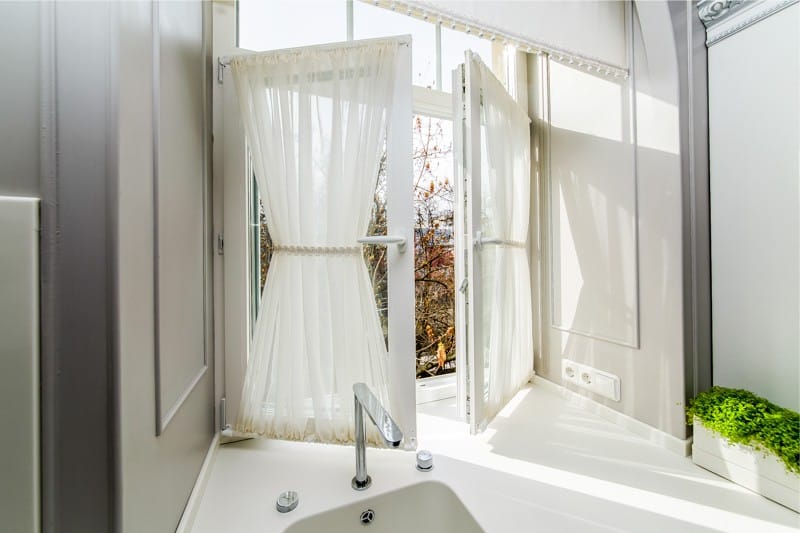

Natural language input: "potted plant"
[687,387,799,512]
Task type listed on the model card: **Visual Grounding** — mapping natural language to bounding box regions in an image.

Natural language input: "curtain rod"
[367,0,629,80]
[219,35,411,68]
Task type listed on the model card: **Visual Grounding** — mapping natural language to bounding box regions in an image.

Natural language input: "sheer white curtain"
[473,54,534,422]
[230,40,399,444]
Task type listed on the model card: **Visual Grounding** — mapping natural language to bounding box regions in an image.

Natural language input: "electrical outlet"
[561,359,579,385]
[561,359,620,402]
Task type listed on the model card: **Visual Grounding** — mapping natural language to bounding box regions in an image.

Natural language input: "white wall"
[533,1,699,440]
[709,4,800,411]
[410,0,626,67]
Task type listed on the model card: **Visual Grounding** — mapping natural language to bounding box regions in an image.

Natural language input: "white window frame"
[215,2,418,444]
[213,1,528,434]
[411,86,459,406]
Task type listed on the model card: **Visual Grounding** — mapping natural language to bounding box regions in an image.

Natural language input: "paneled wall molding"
[151,0,213,436]
[546,0,640,350]
[697,0,799,45]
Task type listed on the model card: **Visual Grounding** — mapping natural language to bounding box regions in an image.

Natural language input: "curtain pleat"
[230,41,400,444]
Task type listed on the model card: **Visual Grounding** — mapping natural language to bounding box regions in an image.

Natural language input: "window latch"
[459,278,468,294]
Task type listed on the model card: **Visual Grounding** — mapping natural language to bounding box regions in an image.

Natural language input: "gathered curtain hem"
[233,419,389,447]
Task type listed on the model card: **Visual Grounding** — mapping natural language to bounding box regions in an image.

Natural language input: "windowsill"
[190,381,798,533]
[416,373,457,405]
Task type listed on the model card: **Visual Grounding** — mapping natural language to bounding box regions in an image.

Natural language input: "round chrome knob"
[276,490,299,513]
[416,449,434,471]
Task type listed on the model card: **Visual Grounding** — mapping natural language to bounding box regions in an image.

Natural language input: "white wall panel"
[548,61,638,347]
[117,1,215,531]
[709,4,800,410]
[0,197,40,533]
[155,0,209,431]
[535,2,690,440]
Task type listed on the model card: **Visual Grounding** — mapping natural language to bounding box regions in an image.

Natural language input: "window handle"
[357,235,407,254]
[473,231,525,250]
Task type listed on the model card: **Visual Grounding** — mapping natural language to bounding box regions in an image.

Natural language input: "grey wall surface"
[0,5,44,528]
[709,4,799,411]
[41,3,117,530]
[117,1,215,531]
[531,1,710,440]
[10,1,217,531]
[0,1,41,197]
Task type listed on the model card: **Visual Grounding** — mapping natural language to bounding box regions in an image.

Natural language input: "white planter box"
[692,418,799,512]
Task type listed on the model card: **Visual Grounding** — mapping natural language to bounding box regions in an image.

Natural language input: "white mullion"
[435,21,442,90]
[221,64,249,430]
[464,51,485,434]
[387,39,416,449]
[453,64,469,421]
[346,0,353,41]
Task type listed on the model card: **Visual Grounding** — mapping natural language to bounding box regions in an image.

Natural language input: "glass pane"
[413,115,456,378]
[353,2,436,88]
[440,26,493,92]
[250,173,273,336]
[364,143,389,347]
[238,0,347,51]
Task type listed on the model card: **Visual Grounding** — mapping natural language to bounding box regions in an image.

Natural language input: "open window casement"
[219,37,416,448]
[454,51,534,434]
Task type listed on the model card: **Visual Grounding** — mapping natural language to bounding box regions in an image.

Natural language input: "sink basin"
[283,480,484,533]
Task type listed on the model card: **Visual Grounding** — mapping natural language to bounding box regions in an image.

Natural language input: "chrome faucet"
[352,382,403,490]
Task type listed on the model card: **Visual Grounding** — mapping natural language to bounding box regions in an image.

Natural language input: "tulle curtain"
[230,40,399,444]
[472,54,534,423]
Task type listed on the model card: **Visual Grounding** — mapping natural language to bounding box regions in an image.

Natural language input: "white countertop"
[190,381,800,532]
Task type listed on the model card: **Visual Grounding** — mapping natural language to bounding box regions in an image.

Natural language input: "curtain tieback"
[272,244,361,256]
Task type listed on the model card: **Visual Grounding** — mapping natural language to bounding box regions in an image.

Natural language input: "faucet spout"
[352,382,403,490]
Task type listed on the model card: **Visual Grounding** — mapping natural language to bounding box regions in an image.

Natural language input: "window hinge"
[217,57,226,84]
[217,234,224,255]
[220,397,230,432]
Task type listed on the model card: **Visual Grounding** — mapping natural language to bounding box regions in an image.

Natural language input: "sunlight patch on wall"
[550,61,623,142]
[635,92,679,155]
[553,179,584,329]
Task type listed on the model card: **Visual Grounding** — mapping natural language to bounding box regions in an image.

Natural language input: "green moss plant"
[687,387,800,475]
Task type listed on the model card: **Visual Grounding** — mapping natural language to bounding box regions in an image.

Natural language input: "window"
[237,0,493,90]
[412,115,455,378]
[353,1,437,88]
[440,25,492,92]
[237,1,494,396]
[237,0,346,51]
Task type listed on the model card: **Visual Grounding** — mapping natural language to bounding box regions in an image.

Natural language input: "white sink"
[283,480,484,533]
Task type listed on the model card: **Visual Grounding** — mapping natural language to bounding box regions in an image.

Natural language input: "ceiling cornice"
[697,0,798,46]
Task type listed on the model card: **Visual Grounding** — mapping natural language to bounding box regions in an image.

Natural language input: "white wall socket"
[561,359,621,402]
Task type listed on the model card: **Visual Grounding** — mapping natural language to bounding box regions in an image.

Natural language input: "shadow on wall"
[543,49,685,436]
[550,125,638,348]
